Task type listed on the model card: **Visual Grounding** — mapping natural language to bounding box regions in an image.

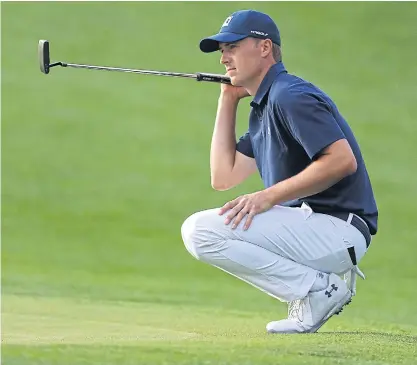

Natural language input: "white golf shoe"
[266,273,352,334]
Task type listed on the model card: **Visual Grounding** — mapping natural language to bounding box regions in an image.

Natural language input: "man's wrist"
[264,185,282,206]
[219,92,240,105]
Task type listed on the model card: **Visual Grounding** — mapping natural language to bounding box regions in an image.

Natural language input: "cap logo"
[251,30,268,36]
[222,16,233,27]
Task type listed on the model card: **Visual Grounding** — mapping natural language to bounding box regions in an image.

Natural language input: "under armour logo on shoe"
[325,284,338,298]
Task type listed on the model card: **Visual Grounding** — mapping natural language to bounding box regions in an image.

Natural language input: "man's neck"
[245,62,276,96]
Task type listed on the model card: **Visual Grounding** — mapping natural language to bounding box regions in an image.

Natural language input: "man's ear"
[261,39,273,58]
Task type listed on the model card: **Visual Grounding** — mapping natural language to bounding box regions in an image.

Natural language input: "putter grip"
[196,73,231,85]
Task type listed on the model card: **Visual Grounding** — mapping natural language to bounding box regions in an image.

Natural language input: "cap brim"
[199,33,248,53]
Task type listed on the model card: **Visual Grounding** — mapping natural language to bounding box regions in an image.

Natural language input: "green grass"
[3,295,416,365]
[2,2,417,364]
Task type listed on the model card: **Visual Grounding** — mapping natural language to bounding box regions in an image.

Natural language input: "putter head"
[38,40,50,74]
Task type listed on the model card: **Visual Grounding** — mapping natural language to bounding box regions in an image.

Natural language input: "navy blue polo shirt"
[236,62,378,235]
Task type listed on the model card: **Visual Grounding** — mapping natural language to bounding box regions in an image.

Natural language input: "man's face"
[219,37,263,87]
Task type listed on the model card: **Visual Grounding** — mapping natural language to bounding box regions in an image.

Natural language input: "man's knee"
[181,208,224,260]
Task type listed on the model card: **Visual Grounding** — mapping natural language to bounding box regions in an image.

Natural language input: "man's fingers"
[224,201,245,225]
[218,198,239,215]
[218,201,233,216]
[219,195,246,216]
[243,211,256,230]
[231,206,250,229]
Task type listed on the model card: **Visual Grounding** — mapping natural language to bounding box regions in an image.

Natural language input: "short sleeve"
[236,131,254,158]
[278,91,345,160]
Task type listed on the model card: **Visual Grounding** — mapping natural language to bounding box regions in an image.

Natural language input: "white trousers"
[181,203,368,302]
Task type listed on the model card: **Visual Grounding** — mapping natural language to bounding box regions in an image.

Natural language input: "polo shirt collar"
[251,62,287,106]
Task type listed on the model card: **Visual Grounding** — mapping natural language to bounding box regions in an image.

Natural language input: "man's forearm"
[210,94,239,182]
[265,150,357,205]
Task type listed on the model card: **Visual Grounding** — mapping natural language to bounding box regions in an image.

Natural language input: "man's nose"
[220,52,229,65]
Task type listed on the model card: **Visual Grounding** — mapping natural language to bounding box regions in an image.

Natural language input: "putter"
[38,40,231,84]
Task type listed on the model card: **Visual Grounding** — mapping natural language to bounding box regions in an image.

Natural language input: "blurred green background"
[2,2,417,365]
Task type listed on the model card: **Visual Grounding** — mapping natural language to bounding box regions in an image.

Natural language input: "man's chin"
[230,76,242,87]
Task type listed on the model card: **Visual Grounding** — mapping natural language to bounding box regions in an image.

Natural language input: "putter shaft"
[39,40,231,84]
[60,62,197,79]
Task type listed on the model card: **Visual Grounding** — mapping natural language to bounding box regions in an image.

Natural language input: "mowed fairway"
[2,2,417,364]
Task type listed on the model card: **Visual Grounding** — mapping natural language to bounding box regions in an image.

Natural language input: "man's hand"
[220,74,250,101]
[218,190,274,230]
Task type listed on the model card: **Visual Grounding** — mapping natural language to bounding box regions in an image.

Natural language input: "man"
[181,10,378,333]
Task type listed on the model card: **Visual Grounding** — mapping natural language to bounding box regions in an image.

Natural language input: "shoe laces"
[288,299,303,321]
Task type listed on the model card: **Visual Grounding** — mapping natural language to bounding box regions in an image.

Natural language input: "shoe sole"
[306,291,352,333]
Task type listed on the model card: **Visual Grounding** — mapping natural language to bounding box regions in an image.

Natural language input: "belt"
[325,212,371,266]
